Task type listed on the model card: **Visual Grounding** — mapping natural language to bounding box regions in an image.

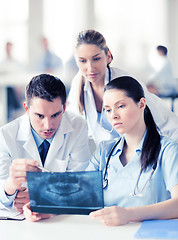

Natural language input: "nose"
[43,117,52,130]
[87,60,95,71]
[110,109,119,120]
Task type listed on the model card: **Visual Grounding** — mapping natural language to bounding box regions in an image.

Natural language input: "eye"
[79,59,86,63]
[93,57,101,61]
[104,109,111,113]
[119,105,125,109]
[36,114,44,119]
[51,111,62,118]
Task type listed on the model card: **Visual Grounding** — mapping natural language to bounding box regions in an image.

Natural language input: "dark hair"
[157,45,168,56]
[74,29,113,114]
[104,76,161,171]
[25,74,66,106]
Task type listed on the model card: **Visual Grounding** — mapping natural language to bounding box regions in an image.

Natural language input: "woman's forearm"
[127,198,178,223]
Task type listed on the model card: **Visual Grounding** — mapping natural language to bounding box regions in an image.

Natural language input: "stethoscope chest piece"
[103,178,108,189]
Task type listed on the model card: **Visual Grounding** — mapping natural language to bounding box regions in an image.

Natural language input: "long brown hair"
[75,29,113,114]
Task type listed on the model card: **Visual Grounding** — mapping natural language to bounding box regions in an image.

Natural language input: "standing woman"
[88,76,178,226]
[67,29,178,147]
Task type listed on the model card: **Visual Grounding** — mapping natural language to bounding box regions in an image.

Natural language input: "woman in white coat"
[67,29,178,147]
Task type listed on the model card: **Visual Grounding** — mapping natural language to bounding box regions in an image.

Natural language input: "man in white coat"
[0,74,91,212]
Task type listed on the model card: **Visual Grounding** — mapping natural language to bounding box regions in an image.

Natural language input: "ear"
[63,103,66,113]
[107,49,112,65]
[24,101,29,114]
[139,98,146,110]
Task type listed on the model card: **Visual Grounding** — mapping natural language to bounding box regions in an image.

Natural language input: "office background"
[0,0,178,125]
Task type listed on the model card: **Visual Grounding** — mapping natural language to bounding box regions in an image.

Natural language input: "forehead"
[103,89,129,105]
[76,44,105,56]
[29,97,63,113]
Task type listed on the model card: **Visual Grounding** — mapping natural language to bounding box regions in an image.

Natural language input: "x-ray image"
[27,171,104,215]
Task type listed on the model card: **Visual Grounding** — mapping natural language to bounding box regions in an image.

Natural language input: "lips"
[43,131,54,137]
[113,122,122,128]
[88,73,98,78]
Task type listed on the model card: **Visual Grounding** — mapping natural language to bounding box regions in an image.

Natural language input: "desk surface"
[0,214,142,240]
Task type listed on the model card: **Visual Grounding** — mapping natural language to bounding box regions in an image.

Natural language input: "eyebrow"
[34,109,63,117]
[78,53,101,59]
[104,100,124,108]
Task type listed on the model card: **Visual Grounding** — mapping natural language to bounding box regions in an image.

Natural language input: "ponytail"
[141,106,161,171]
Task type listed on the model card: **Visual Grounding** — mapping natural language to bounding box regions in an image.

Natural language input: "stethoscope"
[107,65,112,82]
[102,139,157,197]
[83,65,111,121]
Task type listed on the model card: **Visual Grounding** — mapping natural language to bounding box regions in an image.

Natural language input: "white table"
[0,214,142,240]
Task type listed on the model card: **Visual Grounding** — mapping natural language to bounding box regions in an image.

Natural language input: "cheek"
[54,116,63,128]
[125,109,141,125]
[77,62,85,72]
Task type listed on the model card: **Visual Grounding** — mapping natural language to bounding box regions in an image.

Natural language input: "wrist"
[4,178,17,196]
[125,207,140,223]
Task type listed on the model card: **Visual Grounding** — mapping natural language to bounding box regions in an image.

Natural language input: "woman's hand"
[90,206,130,226]
[23,202,53,222]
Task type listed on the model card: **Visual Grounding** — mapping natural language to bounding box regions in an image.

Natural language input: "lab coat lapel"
[84,80,98,130]
[84,69,111,144]
[16,114,40,162]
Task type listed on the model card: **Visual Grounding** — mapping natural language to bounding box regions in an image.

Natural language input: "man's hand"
[4,159,40,196]
[23,202,53,222]
[14,187,29,213]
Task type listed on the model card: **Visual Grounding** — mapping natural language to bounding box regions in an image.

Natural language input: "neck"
[90,78,105,89]
[124,123,146,151]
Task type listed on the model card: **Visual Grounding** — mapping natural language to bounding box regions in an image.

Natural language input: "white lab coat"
[68,66,178,146]
[0,110,91,207]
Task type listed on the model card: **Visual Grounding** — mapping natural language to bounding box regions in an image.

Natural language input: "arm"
[139,81,178,142]
[90,185,178,226]
[4,158,40,195]
[1,158,40,210]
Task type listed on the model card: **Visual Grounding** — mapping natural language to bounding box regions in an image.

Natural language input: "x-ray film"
[27,171,104,215]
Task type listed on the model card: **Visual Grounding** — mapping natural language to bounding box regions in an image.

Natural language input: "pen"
[0,217,25,221]
[37,166,51,172]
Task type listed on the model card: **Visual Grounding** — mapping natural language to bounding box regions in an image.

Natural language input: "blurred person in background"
[36,37,63,75]
[146,45,178,96]
[67,29,178,150]
[0,41,26,121]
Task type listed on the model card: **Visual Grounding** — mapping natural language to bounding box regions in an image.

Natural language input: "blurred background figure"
[36,37,63,75]
[146,45,178,96]
[0,41,26,121]
[63,55,78,95]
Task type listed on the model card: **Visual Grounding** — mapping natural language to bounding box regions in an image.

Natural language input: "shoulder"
[110,66,129,79]
[160,135,178,150]
[71,71,81,85]
[97,138,121,155]
[0,114,27,133]
[63,110,86,128]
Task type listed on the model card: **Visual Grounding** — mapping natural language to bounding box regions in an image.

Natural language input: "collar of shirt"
[111,129,148,157]
[31,127,53,148]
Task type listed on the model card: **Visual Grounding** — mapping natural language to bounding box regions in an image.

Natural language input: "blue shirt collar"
[111,129,147,156]
[31,127,53,148]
